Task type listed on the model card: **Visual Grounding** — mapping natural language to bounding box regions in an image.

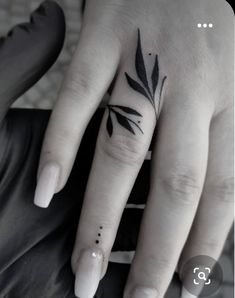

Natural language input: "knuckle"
[65,71,95,99]
[205,176,234,202]
[99,133,147,166]
[45,125,78,147]
[151,256,173,272]
[198,239,222,252]
[159,168,202,204]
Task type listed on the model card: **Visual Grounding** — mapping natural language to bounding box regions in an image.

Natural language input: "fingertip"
[74,248,103,298]
[34,162,60,208]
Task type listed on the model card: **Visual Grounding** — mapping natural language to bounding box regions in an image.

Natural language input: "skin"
[34,0,234,297]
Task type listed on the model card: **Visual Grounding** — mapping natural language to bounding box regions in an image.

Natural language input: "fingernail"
[34,162,59,208]
[131,286,159,298]
[181,287,198,298]
[75,248,103,298]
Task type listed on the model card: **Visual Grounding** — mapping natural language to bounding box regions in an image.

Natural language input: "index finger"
[34,23,120,207]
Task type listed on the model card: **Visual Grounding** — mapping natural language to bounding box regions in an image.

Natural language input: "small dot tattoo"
[95,227,103,244]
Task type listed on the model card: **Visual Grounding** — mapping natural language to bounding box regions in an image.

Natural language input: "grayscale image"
[0,1,234,297]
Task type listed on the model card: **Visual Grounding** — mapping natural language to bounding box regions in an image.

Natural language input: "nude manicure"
[34,162,59,208]
[131,286,159,298]
[75,248,103,298]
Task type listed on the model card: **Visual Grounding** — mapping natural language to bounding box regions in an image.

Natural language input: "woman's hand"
[33,1,233,297]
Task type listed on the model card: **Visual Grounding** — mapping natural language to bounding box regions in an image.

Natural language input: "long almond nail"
[75,248,103,298]
[131,286,159,298]
[34,162,59,208]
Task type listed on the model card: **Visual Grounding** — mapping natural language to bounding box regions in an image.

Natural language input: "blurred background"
[0,1,234,297]
[0,0,82,109]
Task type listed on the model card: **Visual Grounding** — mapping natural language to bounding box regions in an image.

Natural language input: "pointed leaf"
[125,72,152,103]
[114,112,135,135]
[156,76,167,116]
[106,113,113,137]
[159,75,167,99]
[135,29,152,97]
[151,54,159,95]
[112,105,142,117]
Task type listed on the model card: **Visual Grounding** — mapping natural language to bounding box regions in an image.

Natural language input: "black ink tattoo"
[95,226,103,245]
[105,28,166,137]
[106,104,143,137]
[125,28,167,116]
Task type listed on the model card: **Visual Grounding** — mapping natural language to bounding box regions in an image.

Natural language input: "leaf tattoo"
[158,75,167,113]
[125,73,151,101]
[115,113,135,135]
[151,54,159,95]
[110,105,142,116]
[105,29,167,138]
[106,105,143,137]
[135,29,152,99]
[125,28,167,116]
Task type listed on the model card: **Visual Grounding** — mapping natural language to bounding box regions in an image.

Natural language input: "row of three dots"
[95,226,103,244]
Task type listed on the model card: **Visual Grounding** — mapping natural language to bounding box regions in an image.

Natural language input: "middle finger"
[71,30,163,298]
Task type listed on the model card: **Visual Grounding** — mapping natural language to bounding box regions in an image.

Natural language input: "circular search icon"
[198,271,206,280]
[180,255,223,297]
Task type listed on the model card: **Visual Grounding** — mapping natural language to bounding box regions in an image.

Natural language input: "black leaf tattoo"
[157,75,167,114]
[125,28,167,117]
[110,105,143,117]
[115,112,135,135]
[105,29,167,138]
[125,73,151,102]
[151,54,159,95]
[106,105,143,137]
[135,29,152,99]
[159,75,167,100]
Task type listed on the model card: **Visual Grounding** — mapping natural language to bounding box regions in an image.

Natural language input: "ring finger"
[123,88,213,298]
[180,108,234,298]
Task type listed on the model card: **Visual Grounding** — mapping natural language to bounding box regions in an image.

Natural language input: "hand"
[33,1,234,298]
[0,4,181,297]
[0,4,176,297]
